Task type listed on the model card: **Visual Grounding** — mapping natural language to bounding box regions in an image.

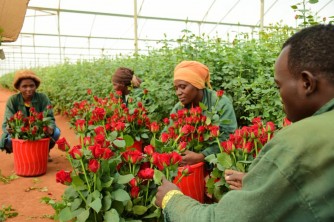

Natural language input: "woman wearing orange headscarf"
[171,61,237,166]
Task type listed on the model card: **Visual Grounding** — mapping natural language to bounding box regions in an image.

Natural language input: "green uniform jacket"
[170,88,238,157]
[0,92,57,148]
[164,98,334,222]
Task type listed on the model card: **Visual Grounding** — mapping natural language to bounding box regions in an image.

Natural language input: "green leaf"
[205,117,212,125]
[102,195,112,211]
[70,198,82,211]
[217,153,232,168]
[117,174,134,184]
[308,0,318,4]
[76,209,90,222]
[104,209,120,222]
[204,154,217,163]
[89,198,102,213]
[153,169,164,185]
[123,134,134,147]
[58,207,73,221]
[290,5,298,9]
[72,175,85,187]
[112,189,131,202]
[113,139,126,148]
[141,133,149,139]
[132,205,148,215]
[236,162,245,172]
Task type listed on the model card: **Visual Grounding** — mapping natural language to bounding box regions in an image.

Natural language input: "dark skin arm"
[224,169,245,190]
[155,177,181,208]
[180,150,205,166]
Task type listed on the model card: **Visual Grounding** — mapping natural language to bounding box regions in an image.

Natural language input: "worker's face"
[112,82,126,95]
[274,46,311,122]
[18,79,37,98]
[174,80,199,106]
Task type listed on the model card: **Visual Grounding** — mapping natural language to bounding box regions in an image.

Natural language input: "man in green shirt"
[156,24,334,221]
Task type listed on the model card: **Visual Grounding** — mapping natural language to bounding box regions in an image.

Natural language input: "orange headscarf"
[173,61,212,89]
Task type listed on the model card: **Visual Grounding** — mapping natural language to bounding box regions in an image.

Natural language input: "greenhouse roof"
[1,0,333,75]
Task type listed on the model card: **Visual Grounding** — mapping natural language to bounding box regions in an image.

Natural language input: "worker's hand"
[224,169,245,190]
[155,177,180,208]
[6,126,14,134]
[46,127,54,136]
[180,150,205,166]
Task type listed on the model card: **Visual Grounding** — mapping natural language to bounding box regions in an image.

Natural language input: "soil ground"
[0,86,78,221]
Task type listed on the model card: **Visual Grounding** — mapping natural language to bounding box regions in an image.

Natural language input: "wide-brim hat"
[13,69,41,90]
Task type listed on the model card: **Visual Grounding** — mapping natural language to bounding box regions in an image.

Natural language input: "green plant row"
[0,25,294,126]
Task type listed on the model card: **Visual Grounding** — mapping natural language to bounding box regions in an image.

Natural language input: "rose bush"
[6,106,53,141]
[43,90,183,221]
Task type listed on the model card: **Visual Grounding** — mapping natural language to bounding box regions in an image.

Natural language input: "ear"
[301,71,317,96]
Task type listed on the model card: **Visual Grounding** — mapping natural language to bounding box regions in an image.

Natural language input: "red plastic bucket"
[173,162,205,203]
[12,138,50,176]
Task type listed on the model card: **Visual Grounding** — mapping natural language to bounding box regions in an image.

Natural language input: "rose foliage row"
[40,89,290,222]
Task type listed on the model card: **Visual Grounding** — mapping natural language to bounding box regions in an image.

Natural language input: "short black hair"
[282,24,334,83]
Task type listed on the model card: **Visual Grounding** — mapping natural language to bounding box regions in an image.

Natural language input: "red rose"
[92,107,106,121]
[69,146,83,159]
[221,140,235,154]
[102,148,114,160]
[216,90,224,98]
[130,186,140,198]
[251,117,262,127]
[178,141,187,152]
[75,119,86,132]
[143,89,148,95]
[209,125,220,137]
[170,152,182,165]
[94,134,106,145]
[129,178,138,187]
[138,168,154,180]
[265,122,276,133]
[243,141,254,153]
[121,150,143,164]
[114,121,126,132]
[56,137,70,151]
[150,122,160,133]
[88,159,100,173]
[56,170,72,185]
[163,118,170,125]
[143,145,155,156]
[94,126,105,135]
[152,153,164,170]
[87,88,92,95]
[160,132,169,143]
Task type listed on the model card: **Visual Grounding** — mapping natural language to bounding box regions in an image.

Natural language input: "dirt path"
[0,87,78,221]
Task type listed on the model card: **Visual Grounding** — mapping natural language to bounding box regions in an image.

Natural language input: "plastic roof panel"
[1,0,334,75]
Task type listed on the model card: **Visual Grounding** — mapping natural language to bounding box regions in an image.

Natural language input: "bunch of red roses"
[205,117,277,201]
[6,106,53,141]
[156,106,220,154]
[68,90,152,148]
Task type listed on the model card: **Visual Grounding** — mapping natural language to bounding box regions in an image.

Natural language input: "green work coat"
[164,98,334,222]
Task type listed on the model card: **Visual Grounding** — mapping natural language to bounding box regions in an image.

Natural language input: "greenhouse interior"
[0,0,334,221]
[1,0,333,75]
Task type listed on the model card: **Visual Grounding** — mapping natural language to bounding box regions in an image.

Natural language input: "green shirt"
[0,92,57,148]
[170,88,238,157]
[164,98,334,222]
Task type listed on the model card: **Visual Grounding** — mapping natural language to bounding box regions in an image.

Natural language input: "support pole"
[260,0,264,31]
[134,0,138,55]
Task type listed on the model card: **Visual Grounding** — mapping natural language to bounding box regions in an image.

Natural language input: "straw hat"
[13,70,41,90]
